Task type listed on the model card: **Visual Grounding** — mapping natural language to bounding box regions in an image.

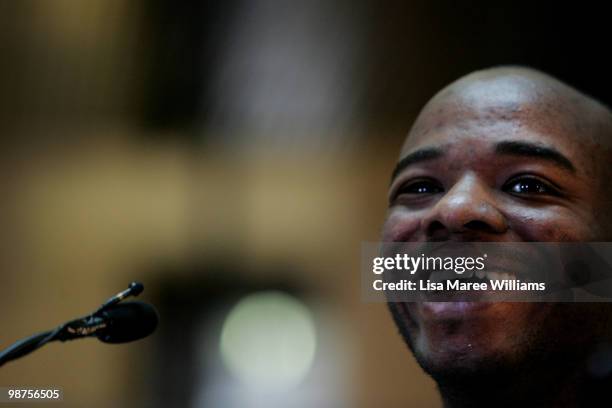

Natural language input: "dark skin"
[382,67,612,407]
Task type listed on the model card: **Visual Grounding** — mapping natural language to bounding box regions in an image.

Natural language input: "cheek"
[381,209,422,241]
[505,206,595,241]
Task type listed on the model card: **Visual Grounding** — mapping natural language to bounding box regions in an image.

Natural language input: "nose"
[422,173,508,239]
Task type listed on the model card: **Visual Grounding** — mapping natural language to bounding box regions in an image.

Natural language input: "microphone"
[59,301,159,344]
[96,301,158,344]
[0,282,159,367]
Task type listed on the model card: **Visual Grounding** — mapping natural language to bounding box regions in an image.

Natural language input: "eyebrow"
[390,147,444,182]
[494,141,576,172]
[390,140,576,184]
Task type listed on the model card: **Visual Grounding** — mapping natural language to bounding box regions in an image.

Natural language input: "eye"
[391,179,443,204]
[502,175,561,197]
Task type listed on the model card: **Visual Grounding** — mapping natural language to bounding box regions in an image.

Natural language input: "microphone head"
[97,301,159,344]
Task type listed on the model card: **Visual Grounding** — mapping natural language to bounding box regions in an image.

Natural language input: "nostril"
[426,221,449,241]
[464,220,496,233]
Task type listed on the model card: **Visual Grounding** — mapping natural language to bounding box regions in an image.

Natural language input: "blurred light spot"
[220,291,317,390]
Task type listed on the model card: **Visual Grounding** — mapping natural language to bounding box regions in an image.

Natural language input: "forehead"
[401,78,601,169]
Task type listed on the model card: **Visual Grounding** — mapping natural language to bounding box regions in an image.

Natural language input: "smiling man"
[382,66,612,407]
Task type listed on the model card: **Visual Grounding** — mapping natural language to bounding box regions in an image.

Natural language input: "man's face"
[382,77,612,379]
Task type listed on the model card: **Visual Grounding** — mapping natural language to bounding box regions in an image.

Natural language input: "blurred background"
[0,1,610,407]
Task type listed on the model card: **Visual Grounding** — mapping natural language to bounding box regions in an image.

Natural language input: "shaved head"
[409,66,612,148]
[402,67,612,154]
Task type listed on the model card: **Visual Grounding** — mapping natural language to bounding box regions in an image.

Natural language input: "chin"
[411,334,525,381]
[389,301,563,380]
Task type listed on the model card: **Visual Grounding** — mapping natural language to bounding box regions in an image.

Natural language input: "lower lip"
[418,301,493,319]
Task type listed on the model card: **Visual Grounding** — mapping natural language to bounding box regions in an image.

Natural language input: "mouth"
[411,269,535,319]
[383,242,556,319]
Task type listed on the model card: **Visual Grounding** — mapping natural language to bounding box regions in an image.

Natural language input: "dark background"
[138,1,612,137]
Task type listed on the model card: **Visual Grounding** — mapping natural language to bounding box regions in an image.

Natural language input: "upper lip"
[390,229,506,243]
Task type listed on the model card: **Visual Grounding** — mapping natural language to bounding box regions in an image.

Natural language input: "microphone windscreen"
[97,301,159,344]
